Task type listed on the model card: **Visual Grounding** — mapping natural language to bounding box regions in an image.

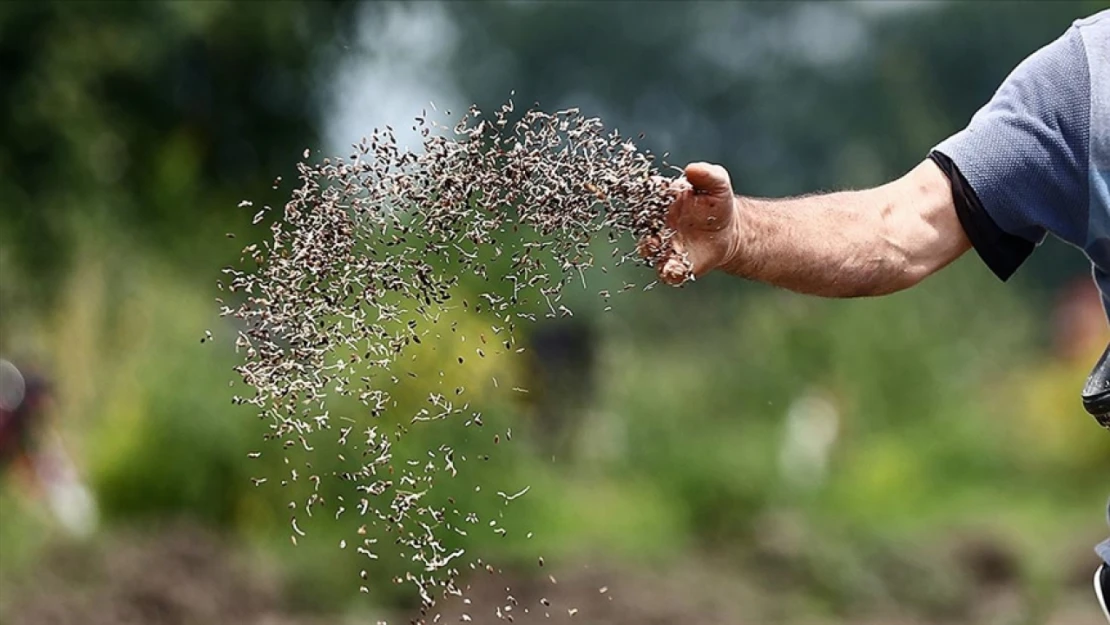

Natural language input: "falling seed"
[221,99,676,616]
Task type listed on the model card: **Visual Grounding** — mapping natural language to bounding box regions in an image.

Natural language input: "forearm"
[723,190,921,297]
[720,161,970,298]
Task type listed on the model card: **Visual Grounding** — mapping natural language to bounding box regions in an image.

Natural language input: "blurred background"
[1,1,1109,624]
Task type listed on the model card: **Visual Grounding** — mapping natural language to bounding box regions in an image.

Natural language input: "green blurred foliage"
[1,1,1108,622]
[0,0,356,304]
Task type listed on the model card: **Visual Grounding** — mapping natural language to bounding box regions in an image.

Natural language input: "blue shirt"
[929,11,1110,567]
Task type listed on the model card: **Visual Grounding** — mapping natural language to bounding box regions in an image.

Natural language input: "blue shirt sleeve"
[931,24,1090,276]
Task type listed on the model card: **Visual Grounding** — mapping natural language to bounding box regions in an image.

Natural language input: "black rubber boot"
[1083,344,1110,429]
[1097,563,1110,623]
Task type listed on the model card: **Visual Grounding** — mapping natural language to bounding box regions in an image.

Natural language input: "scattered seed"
[221,99,676,617]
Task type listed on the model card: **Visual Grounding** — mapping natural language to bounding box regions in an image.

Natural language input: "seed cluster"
[219,99,679,621]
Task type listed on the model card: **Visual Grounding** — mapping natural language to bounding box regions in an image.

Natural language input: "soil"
[1,523,1105,625]
[0,522,323,625]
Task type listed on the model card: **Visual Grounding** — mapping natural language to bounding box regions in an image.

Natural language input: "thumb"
[684,162,731,195]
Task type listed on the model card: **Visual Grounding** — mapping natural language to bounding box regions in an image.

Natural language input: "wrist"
[719,195,750,276]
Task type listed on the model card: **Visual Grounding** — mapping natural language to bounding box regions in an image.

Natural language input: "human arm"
[644,159,970,297]
[648,16,1094,296]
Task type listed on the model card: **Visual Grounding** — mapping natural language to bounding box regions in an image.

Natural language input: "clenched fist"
[641,162,743,285]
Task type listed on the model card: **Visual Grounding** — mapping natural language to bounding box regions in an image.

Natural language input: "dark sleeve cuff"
[928,151,1035,282]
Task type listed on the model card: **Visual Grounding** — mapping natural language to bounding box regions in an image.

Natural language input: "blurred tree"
[0,0,356,306]
[0,0,1095,312]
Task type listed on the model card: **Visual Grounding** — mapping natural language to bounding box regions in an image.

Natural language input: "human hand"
[640,162,742,285]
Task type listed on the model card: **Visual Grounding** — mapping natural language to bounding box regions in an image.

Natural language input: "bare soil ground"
[1,523,1105,625]
[0,522,323,625]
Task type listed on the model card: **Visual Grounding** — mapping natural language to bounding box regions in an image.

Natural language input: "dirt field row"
[1,523,1105,625]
